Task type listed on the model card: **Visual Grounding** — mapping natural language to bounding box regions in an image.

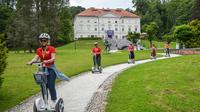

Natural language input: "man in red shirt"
[128,43,135,63]
[92,42,102,69]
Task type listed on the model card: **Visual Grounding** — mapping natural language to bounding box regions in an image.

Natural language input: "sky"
[70,0,133,9]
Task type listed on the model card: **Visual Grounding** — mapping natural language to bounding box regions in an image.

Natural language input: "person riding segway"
[128,43,135,64]
[91,42,102,73]
[27,33,69,112]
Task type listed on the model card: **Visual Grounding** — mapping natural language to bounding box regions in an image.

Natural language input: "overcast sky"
[70,0,133,9]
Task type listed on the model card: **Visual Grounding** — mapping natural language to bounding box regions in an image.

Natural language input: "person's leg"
[132,52,135,62]
[93,55,96,67]
[97,55,101,67]
[47,69,57,101]
[167,48,170,56]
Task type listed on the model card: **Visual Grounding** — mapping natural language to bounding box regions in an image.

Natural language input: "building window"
[87,25,90,30]
[128,27,131,32]
[115,35,118,39]
[95,35,97,37]
[108,21,111,23]
[94,21,97,23]
[91,35,94,38]
[95,28,97,31]
[135,27,138,32]
[122,28,124,31]
[87,20,90,23]
[108,26,111,30]
[102,28,104,31]
[122,19,124,23]
[115,28,118,31]
[115,21,117,23]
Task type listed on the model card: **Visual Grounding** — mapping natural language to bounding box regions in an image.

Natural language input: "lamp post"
[74,37,78,51]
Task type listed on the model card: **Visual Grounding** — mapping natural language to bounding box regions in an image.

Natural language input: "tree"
[0,34,7,88]
[0,4,13,34]
[69,6,85,20]
[192,0,200,20]
[145,22,159,46]
[174,24,193,48]
[163,34,174,43]
[132,0,194,36]
[127,32,140,44]
[58,7,73,44]
[6,0,71,52]
[187,20,200,48]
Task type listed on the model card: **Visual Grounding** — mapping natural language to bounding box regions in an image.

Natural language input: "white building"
[74,8,140,40]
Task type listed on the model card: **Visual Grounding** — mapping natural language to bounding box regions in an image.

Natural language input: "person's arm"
[43,53,56,64]
[27,55,39,65]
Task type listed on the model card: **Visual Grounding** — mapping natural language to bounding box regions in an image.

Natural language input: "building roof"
[77,8,140,18]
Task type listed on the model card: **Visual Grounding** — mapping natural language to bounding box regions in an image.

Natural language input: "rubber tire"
[33,102,38,112]
[55,98,64,112]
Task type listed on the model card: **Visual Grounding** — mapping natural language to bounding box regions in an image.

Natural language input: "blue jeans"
[93,55,101,66]
[46,68,57,100]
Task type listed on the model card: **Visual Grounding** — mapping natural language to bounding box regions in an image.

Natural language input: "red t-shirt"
[36,46,56,67]
[128,45,134,52]
[92,47,101,55]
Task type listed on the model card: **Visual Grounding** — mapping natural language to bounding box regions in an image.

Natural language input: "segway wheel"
[55,98,64,112]
[33,102,38,112]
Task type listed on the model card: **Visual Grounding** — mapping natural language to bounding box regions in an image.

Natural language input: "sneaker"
[50,100,57,108]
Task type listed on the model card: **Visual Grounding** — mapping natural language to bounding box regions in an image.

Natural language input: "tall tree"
[58,7,73,43]
[192,0,200,20]
[69,6,85,20]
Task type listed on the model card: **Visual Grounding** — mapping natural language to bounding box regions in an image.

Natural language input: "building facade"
[74,8,140,40]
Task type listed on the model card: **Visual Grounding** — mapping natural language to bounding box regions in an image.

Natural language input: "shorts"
[129,52,135,59]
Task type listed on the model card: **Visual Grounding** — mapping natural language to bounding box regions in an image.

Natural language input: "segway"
[128,59,135,64]
[32,62,64,112]
[91,55,102,73]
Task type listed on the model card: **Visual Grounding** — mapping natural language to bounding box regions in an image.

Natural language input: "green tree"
[0,4,13,34]
[192,0,200,20]
[174,24,193,48]
[127,32,140,44]
[145,22,159,46]
[187,20,200,48]
[0,34,7,88]
[69,6,85,20]
[163,34,174,43]
[58,7,73,44]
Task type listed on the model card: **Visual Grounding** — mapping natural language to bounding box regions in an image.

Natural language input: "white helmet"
[39,33,50,40]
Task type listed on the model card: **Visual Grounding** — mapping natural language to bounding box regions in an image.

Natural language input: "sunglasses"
[40,40,48,42]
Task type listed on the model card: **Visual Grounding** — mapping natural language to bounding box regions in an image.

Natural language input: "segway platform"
[91,67,102,73]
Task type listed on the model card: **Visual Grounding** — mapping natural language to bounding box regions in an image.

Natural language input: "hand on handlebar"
[27,61,33,65]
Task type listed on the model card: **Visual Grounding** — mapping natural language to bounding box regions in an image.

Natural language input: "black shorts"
[129,52,135,59]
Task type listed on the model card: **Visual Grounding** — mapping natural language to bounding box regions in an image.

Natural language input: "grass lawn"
[106,55,200,112]
[0,39,154,111]
[141,39,176,49]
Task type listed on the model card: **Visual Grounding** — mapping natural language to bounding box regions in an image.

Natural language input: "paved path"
[8,54,180,112]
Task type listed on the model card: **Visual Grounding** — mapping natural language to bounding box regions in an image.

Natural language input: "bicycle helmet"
[94,42,98,45]
[39,33,50,40]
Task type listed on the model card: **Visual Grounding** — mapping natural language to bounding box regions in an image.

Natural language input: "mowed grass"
[0,40,152,111]
[106,55,200,112]
[141,39,176,49]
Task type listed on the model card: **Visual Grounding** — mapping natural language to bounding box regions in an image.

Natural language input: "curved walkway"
[7,54,180,112]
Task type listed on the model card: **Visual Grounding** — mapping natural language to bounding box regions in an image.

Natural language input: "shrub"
[0,34,7,88]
